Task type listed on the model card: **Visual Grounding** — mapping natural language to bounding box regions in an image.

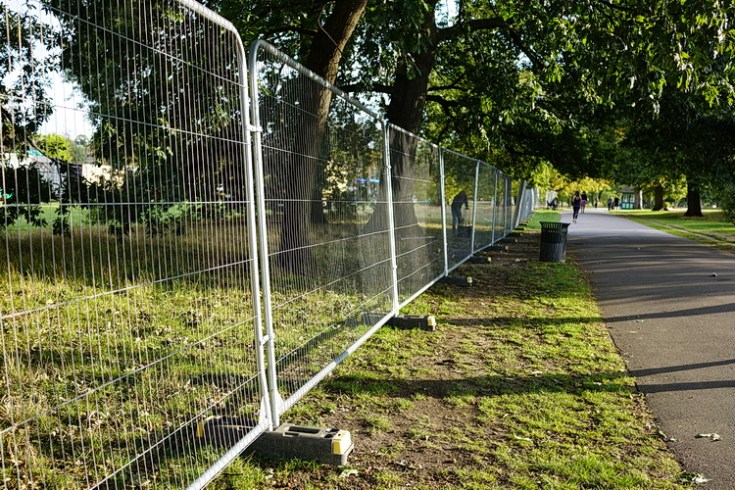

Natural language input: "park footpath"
[566,207,735,488]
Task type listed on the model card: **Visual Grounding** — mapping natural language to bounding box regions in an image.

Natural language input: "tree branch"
[591,0,637,13]
[339,82,393,94]
[437,16,545,71]
[262,25,318,38]
[426,94,460,112]
[437,17,505,42]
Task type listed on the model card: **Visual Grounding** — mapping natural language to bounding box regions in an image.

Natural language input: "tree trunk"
[276,0,368,273]
[652,184,666,211]
[363,5,439,236]
[684,178,704,217]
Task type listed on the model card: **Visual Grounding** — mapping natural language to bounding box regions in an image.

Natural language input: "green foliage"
[33,134,73,162]
[0,5,55,152]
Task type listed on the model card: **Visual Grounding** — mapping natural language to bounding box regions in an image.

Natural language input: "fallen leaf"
[692,474,710,485]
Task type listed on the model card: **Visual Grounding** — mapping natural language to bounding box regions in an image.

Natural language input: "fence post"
[384,124,400,314]
[492,169,499,244]
[514,180,527,229]
[248,40,282,429]
[440,149,449,276]
[471,160,480,254]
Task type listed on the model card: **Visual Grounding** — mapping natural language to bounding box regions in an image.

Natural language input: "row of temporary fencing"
[0,1,538,489]
[250,39,538,430]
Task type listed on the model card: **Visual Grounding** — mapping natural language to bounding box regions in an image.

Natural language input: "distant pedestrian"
[451,190,469,234]
[571,191,582,223]
[607,197,613,211]
[581,192,588,213]
[613,196,620,209]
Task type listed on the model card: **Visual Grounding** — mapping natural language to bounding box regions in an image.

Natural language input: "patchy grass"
[615,209,735,250]
[216,227,690,490]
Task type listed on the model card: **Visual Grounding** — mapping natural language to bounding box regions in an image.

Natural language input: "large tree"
[220,0,369,271]
[345,1,735,186]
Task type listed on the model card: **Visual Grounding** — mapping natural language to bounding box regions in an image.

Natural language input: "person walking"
[580,192,588,214]
[571,191,582,223]
[451,190,469,234]
[607,196,613,211]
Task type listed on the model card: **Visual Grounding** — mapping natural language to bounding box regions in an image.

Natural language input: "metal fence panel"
[1,1,267,488]
[494,171,509,241]
[442,149,476,272]
[387,125,445,306]
[506,178,515,236]
[473,162,498,253]
[249,42,395,422]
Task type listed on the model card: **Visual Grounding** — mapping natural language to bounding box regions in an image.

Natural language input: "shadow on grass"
[444,316,602,328]
[320,370,631,401]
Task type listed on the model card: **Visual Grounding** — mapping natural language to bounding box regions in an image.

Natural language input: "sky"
[4,0,94,139]
[38,73,94,140]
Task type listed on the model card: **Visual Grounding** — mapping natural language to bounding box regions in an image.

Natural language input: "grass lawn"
[213,211,692,489]
[614,209,735,250]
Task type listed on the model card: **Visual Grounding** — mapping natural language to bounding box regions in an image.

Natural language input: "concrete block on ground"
[441,275,473,287]
[250,425,353,466]
[468,255,492,264]
[387,314,437,331]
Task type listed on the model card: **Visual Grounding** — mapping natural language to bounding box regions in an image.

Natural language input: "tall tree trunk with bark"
[684,177,704,217]
[276,0,368,273]
[652,183,666,211]
[364,5,439,236]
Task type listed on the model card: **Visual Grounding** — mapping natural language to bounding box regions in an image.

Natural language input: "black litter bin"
[539,221,570,262]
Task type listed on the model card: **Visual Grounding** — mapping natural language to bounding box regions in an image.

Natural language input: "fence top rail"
[476,159,500,173]
[441,147,479,161]
[249,39,384,123]
[387,123,441,150]
[175,0,238,33]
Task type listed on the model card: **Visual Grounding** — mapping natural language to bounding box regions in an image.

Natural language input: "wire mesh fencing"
[442,149,477,272]
[387,125,445,307]
[248,41,395,425]
[1,3,540,486]
[473,163,498,252]
[1,1,268,489]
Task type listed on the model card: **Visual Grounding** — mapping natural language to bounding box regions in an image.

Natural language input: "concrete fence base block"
[250,424,353,466]
[196,420,353,466]
[387,314,437,331]
[359,313,437,331]
[441,275,473,287]
[468,255,492,264]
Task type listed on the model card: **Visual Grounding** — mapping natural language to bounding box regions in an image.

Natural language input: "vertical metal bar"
[514,180,526,229]
[384,124,400,314]
[492,168,499,244]
[439,149,449,276]
[247,40,281,429]
[471,160,480,254]
[183,5,271,490]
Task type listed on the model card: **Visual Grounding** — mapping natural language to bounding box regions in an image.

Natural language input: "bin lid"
[540,221,571,230]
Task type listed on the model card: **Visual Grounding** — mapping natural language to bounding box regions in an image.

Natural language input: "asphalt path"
[566,208,735,487]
